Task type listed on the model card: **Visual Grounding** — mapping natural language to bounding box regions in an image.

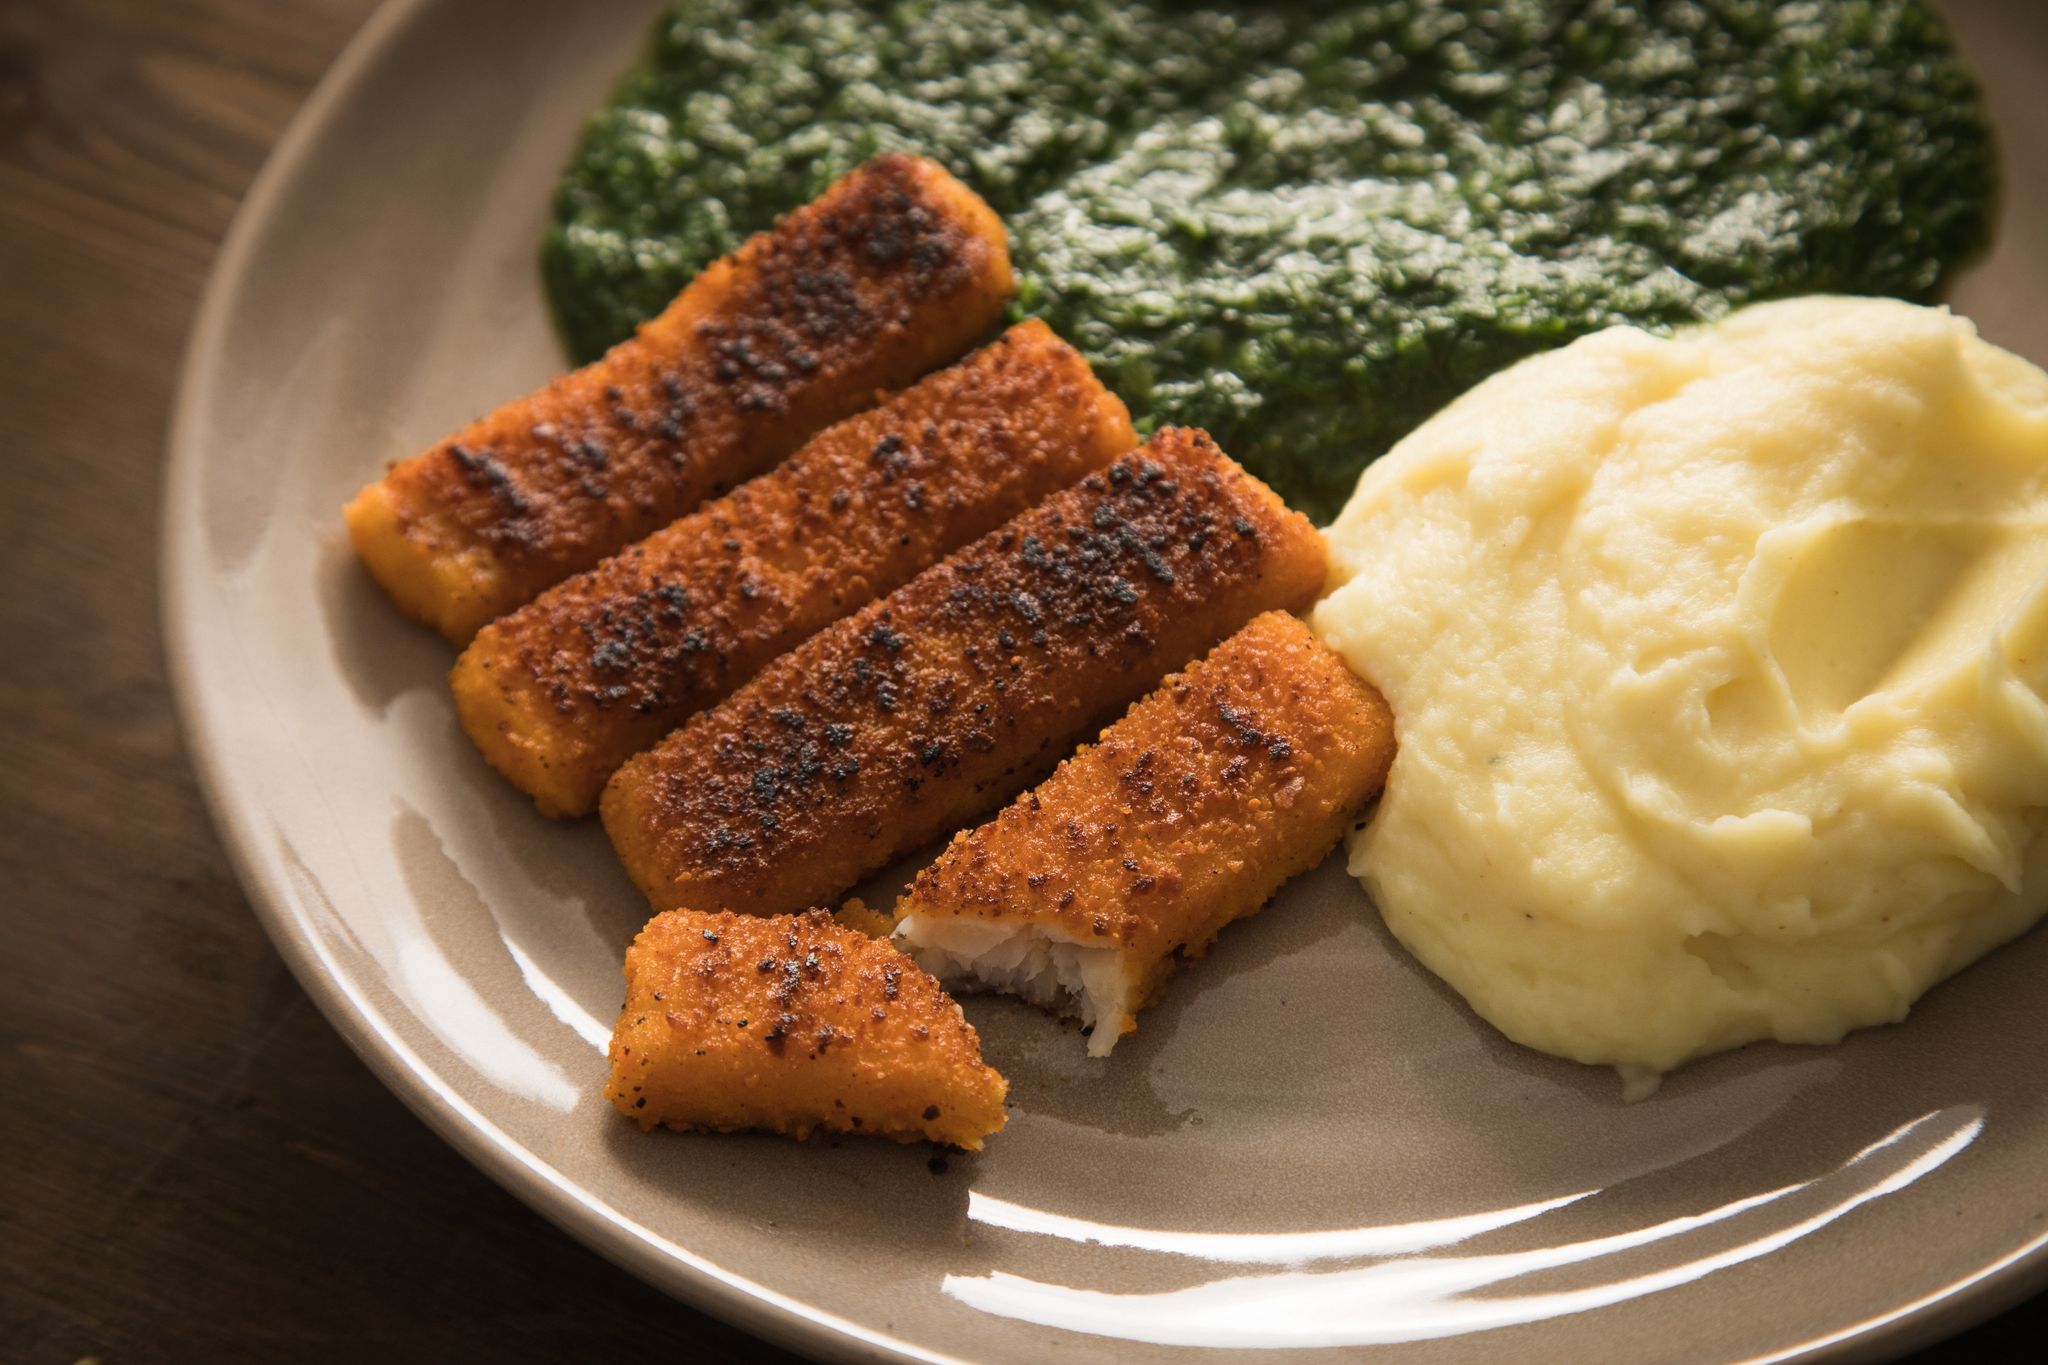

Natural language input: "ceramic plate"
[162,1,2048,1360]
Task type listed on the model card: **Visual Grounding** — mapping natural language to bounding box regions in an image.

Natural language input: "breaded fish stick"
[452,320,1135,817]
[894,612,1395,1055]
[607,908,1007,1149]
[346,154,1014,643]
[602,428,1327,917]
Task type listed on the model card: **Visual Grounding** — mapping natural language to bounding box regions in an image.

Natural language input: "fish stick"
[345,154,1014,643]
[602,428,1328,918]
[607,908,1008,1149]
[893,611,1396,1055]
[451,320,1134,817]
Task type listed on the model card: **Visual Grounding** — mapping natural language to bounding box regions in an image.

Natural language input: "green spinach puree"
[545,0,1995,521]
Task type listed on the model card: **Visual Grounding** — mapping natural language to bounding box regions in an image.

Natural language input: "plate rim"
[155,1,2048,1360]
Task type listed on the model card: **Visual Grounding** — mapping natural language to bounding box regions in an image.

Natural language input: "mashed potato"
[1313,297,2048,1088]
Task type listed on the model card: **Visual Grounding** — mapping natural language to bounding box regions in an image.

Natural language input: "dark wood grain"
[0,1,2038,1362]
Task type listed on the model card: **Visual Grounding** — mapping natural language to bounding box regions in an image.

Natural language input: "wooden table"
[0,2,2037,1360]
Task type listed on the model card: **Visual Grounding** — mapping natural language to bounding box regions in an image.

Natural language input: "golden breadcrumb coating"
[833,899,899,940]
[602,428,1328,917]
[606,908,1007,1149]
[896,611,1396,1050]
[452,320,1133,816]
[346,154,1014,643]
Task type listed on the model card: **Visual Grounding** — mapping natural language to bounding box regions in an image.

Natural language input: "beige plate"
[162,1,2048,1360]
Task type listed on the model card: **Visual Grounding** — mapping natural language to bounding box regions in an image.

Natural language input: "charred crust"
[471,320,1110,820]
[891,612,1385,977]
[614,907,1002,1141]
[413,155,990,568]
[624,430,1304,903]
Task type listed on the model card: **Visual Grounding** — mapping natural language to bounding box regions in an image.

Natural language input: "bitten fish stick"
[893,612,1396,1056]
[602,428,1328,918]
[451,320,1135,817]
[607,908,1008,1149]
[345,154,1014,643]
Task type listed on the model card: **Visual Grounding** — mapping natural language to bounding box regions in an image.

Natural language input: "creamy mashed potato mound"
[1313,297,2048,1086]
